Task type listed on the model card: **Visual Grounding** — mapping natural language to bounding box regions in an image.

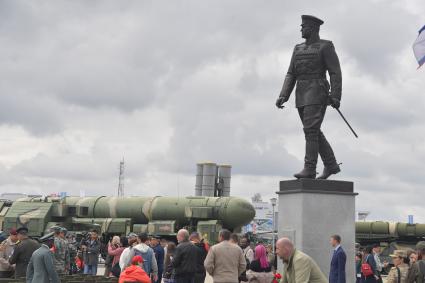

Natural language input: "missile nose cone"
[222,197,256,228]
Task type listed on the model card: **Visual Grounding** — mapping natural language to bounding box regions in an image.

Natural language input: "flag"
[413,25,425,68]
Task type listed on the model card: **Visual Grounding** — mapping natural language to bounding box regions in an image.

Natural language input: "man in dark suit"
[329,234,346,283]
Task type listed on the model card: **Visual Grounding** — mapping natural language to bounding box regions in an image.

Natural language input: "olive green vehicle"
[0,196,255,243]
[356,221,425,269]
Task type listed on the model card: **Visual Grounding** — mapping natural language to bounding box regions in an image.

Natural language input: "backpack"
[128,247,153,275]
[361,255,374,277]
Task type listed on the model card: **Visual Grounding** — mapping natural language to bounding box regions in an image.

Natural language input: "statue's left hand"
[276,97,285,109]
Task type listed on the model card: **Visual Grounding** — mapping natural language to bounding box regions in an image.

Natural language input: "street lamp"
[270,197,277,255]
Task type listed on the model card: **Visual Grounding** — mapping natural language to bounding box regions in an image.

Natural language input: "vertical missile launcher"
[0,196,255,243]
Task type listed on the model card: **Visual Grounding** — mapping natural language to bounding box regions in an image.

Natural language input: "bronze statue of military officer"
[276,15,342,179]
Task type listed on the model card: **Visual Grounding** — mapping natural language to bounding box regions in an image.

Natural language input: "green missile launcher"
[0,196,256,243]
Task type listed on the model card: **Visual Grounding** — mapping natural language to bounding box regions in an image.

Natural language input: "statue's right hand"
[275,97,285,109]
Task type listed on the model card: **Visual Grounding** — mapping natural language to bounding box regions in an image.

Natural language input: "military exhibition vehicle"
[0,195,255,244]
[356,221,425,265]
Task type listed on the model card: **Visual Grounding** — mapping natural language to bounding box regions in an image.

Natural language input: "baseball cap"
[127,232,138,238]
[390,250,407,258]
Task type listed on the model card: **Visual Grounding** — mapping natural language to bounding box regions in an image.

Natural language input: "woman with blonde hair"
[108,236,126,277]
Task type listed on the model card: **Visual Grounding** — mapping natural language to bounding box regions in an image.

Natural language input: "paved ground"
[97,264,214,282]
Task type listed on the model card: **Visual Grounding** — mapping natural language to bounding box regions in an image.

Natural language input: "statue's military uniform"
[278,15,342,178]
[387,263,409,283]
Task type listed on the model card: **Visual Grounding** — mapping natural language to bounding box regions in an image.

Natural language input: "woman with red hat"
[119,255,151,283]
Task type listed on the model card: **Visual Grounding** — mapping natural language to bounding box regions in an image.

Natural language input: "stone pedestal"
[277,179,357,281]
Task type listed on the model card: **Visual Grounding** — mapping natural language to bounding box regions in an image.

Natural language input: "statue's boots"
[317,164,340,179]
[294,167,316,179]
[294,129,319,179]
[317,131,340,179]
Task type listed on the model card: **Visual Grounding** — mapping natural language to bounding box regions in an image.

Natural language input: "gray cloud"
[0,0,424,222]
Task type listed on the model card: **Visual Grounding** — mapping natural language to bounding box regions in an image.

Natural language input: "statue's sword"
[335,108,358,138]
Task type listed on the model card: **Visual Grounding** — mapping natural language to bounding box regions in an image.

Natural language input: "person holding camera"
[81,229,100,275]
[107,236,125,277]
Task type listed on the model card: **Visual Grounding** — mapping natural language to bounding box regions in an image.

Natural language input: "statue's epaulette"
[320,39,334,47]
[294,42,305,51]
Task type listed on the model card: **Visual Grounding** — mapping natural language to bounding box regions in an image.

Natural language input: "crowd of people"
[0,226,278,283]
[0,226,102,282]
[111,228,277,283]
[0,225,425,283]
[354,241,425,283]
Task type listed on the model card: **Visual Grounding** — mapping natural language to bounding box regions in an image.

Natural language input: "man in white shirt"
[119,233,138,271]
[372,244,388,283]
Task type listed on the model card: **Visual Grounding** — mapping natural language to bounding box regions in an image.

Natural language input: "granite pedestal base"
[277,179,357,281]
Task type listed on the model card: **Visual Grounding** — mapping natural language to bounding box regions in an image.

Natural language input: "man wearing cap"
[276,15,342,179]
[0,228,18,278]
[387,250,409,283]
[26,235,60,283]
[407,241,425,283]
[8,227,40,278]
[52,226,69,275]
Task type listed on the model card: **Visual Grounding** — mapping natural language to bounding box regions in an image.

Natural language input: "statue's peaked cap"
[301,15,324,26]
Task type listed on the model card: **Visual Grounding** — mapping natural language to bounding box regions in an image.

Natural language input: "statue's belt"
[297,74,326,80]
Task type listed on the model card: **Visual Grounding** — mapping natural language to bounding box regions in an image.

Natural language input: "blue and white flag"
[413,25,425,68]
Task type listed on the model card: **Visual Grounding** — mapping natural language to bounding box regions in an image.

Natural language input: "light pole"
[270,197,277,255]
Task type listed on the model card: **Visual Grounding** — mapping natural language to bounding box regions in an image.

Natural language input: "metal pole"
[272,203,275,255]
[335,108,359,138]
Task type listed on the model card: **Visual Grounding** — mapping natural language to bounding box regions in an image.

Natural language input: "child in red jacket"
[119,255,151,283]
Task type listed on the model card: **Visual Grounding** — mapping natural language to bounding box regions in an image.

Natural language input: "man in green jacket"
[276,238,327,283]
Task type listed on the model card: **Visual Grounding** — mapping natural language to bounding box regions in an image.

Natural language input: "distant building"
[244,200,276,234]
[0,193,42,201]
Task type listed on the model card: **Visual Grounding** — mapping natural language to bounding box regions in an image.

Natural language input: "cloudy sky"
[0,0,424,222]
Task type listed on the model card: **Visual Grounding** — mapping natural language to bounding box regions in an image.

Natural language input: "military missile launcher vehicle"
[0,196,255,243]
[356,221,425,245]
[356,221,425,267]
